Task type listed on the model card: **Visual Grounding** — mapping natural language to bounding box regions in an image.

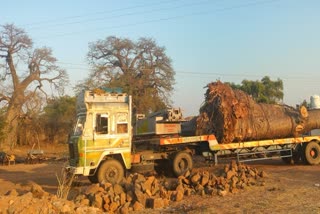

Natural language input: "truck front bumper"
[65,166,91,176]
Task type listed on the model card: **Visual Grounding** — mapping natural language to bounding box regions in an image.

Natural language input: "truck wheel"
[173,152,193,177]
[304,141,320,165]
[97,159,124,184]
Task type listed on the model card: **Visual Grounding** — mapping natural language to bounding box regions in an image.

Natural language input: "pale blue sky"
[1,0,320,116]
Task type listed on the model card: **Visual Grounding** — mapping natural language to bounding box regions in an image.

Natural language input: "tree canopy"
[0,24,68,148]
[78,36,175,115]
[227,76,283,104]
[41,96,76,144]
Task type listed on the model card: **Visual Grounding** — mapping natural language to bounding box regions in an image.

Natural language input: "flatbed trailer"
[203,135,320,165]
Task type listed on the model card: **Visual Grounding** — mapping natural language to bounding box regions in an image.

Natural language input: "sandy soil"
[0,145,320,213]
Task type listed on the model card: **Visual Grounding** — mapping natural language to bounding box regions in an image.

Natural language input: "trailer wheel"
[303,141,320,165]
[97,159,124,184]
[173,152,193,177]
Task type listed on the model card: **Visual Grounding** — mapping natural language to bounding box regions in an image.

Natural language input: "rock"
[92,193,103,209]
[29,182,47,198]
[226,170,236,180]
[114,184,124,195]
[85,184,101,195]
[120,206,129,214]
[183,170,191,178]
[102,195,110,206]
[5,189,18,197]
[145,189,152,197]
[260,171,267,178]
[109,201,120,212]
[249,169,256,177]
[230,187,239,194]
[61,204,72,213]
[133,173,146,184]
[175,183,184,193]
[205,186,215,195]
[191,173,201,185]
[151,180,160,196]
[175,190,184,202]
[143,176,155,192]
[201,173,209,186]
[80,198,90,206]
[147,198,165,209]
[101,182,113,190]
[134,188,147,206]
[120,192,126,205]
[218,189,228,197]
[195,184,204,193]
[133,201,144,211]
[163,198,170,207]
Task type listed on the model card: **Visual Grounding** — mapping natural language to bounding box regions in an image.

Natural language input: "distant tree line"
[227,76,284,104]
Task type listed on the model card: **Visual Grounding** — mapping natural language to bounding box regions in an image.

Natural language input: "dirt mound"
[196,81,320,143]
[0,161,266,213]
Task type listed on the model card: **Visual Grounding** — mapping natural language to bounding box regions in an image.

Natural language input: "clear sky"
[1,0,320,116]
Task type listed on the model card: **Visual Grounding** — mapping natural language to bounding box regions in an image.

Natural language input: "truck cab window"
[117,113,128,134]
[96,113,108,134]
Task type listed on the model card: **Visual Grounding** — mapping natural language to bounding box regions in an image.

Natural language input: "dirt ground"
[0,145,320,213]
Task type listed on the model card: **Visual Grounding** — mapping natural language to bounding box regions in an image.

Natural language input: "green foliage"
[41,96,76,143]
[79,36,175,115]
[300,99,309,108]
[228,76,284,104]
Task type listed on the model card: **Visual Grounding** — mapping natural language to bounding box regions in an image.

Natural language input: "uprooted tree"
[0,24,68,148]
[196,81,320,143]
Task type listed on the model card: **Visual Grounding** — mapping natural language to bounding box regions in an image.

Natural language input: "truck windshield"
[73,115,86,136]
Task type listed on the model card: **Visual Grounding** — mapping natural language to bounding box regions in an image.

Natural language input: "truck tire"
[303,141,320,165]
[172,152,193,177]
[97,159,124,184]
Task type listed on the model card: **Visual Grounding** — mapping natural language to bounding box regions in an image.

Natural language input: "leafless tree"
[0,24,68,148]
[81,36,175,114]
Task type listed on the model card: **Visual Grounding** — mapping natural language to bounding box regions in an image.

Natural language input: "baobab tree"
[80,36,175,115]
[0,24,68,148]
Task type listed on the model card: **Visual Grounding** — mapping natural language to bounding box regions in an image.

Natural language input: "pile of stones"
[0,161,266,214]
[75,161,267,213]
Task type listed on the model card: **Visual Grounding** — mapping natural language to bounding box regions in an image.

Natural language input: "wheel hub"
[179,159,186,170]
[106,168,117,178]
[310,149,317,158]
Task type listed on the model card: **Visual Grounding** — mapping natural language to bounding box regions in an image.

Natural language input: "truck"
[67,89,320,184]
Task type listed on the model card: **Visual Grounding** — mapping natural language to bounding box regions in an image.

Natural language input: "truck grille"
[69,140,79,166]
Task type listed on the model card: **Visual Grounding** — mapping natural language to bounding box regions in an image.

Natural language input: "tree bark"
[3,107,20,149]
[196,81,320,143]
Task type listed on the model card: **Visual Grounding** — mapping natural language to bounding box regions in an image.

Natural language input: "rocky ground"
[0,144,320,213]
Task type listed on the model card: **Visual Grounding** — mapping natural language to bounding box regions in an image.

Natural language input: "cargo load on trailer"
[196,81,320,143]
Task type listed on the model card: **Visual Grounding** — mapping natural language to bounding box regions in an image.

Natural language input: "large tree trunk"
[2,91,24,149]
[3,108,20,149]
[196,81,320,143]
